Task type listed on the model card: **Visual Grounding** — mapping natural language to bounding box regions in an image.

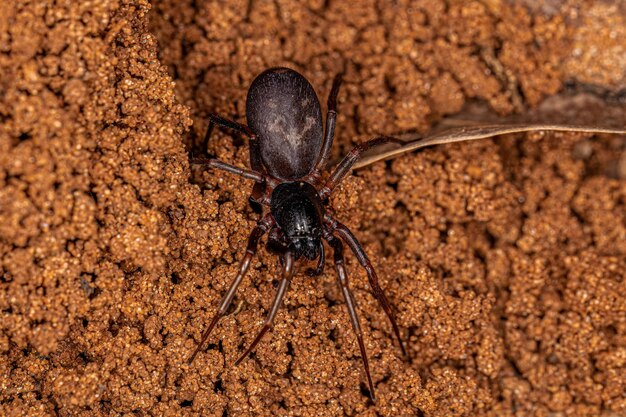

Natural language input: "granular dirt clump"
[1,1,625,416]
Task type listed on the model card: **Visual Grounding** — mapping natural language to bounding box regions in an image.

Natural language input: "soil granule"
[1,1,625,416]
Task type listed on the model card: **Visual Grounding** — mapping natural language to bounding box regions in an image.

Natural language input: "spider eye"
[292,237,319,260]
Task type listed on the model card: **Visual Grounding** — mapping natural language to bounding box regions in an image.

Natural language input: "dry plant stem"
[355,124,626,169]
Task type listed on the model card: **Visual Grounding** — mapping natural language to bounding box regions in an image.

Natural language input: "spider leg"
[326,234,376,402]
[190,157,266,183]
[319,136,404,199]
[202,112,256,154]
[326,215,406,357]
[311,73,343,178]
[234,251,295,366]
[193,113,270,184]
[188,216,273,365]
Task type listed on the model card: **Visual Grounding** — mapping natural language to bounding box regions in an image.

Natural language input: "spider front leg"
[188,215,274,365]
[234,251,295,365]
[326,214,406,357]
[201,112,256,155]
[326,234,376,402]
[310,73,343,178]
[192,113,270,184]
[319,136,404,199]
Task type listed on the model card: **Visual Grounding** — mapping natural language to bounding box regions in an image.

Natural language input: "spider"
[188,67,405,401]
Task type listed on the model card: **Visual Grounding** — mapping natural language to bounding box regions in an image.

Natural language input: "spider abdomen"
[246,68,324,180]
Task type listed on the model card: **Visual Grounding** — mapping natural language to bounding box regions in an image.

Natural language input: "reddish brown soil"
[1,1,625,416]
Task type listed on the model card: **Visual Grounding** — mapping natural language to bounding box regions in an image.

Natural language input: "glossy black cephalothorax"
[270,181,324,260]
[189,67,405,402]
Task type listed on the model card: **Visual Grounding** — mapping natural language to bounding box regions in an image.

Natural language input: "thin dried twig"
[354,123,626,169]
[352,93,626,169]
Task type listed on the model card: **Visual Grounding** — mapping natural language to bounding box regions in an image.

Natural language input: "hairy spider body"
[188,67,405,401]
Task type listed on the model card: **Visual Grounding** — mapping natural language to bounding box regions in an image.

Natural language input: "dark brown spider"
[188,67,405,401]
